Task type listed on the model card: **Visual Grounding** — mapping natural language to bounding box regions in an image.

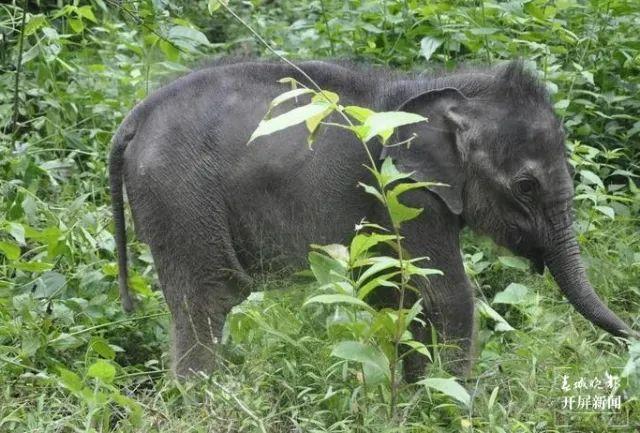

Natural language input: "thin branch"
[319,0,335,56]
[104,0,187,55]
[216,1,353,127]
[204,377,268,433]
[51,312,169,339]
[11,0,28,146]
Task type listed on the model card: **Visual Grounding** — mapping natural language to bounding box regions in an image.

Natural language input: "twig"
[11,0,27,146]
[205,376,268,433]
[51,312,169,340]
[104,0,187,55]
[215,0,350,124]
[319,0,335,56]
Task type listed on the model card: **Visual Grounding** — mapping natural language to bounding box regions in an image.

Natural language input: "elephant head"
[382,62,636,338]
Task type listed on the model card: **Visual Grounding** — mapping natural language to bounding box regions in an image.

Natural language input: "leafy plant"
[245,75,472,418]
[1,0,638,431]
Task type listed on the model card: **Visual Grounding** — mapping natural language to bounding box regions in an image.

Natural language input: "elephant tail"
[109,112,137,313]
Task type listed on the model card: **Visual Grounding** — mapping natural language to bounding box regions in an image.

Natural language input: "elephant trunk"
[544,203,635,338]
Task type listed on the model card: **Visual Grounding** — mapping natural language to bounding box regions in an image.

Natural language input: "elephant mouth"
[529,254,545,275]
[508,234,545,274]
[515,245,545,274]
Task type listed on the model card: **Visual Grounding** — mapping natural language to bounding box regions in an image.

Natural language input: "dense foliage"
[1,0,638,431]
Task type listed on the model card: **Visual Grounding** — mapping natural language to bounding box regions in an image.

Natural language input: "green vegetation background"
[0,0,638,431]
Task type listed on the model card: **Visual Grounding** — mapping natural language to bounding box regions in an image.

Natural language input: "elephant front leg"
[402,277,476,382]
[424,279,476,377]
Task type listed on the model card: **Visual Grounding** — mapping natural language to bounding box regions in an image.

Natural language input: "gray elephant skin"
[109,59,635,379]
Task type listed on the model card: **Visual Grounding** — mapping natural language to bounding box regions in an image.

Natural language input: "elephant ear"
[380,87,470,215]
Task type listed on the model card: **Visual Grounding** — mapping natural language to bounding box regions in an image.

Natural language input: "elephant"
[109,59,636,379]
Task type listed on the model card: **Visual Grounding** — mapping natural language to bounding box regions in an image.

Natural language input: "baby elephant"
[110,59,635,379]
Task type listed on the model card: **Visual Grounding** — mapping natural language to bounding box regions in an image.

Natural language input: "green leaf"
[112,393,143,426]
[378,158,414,187]
[159,40,179,61]
[24,14,47,36]
[355,256,400,285]
[331,341,390,384]
[488,386,500,410]
[168,26,210,50]
[386,188,424,227]
[67,18,84,33]
[77,6,97,23]
[344,105,374,123]
[581,70,595,86]
[357,271,400,299]
[267,88,315,113]
[358,182,385,203]
[404,262,443,278]
[498,256,529,271]
[401,340,432,360]
[418,377,471,407]
[58,368,83,392]
[594,205,615,219]
[317,281,355,295]
[362,111,427,143]
[8,222,26,245]
[312,91,339,106]
[305,91,338,140]
[308,251,347,284]
[469,27,499,35]
[476,299,515,332]
[493,283,530,305]
[389,181,434,196]
[350,233,397,263]
[305,94,337,145]
[303,294,373,311]
[14,261,54,272]
[34,271,66,299]
[420,37,443,60]
[580,170,604,188]
[208,0,228,13]
[87,360,116,383]
[385,180,434,227]
[0,241,20,260]
[249,102,332,143]
[50,333,83,350]
[129,274,153,296]
[90,338,116,360]
[311,243,349,263]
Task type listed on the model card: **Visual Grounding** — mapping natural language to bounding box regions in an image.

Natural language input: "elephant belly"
[227,185,369,274]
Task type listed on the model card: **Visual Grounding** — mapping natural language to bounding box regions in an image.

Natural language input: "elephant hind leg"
[143,209,251,377]
[169,277,246,377]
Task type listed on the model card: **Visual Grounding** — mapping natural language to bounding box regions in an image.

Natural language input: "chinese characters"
[558,371,623,412]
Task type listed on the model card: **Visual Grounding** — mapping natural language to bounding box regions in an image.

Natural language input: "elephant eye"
[516,178,537,195]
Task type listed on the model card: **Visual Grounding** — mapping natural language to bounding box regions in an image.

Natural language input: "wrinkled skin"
[110,59,636,379]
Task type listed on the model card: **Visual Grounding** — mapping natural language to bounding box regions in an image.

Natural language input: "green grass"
[1,0,639,431]
[2,225,638,432]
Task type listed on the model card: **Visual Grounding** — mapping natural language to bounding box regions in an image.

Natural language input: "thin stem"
[319,0,335,56]
[206,376,268,433]
[104,0,186,55]
[560,0,608,123]
[52,312,169,339]
[389,223,405,419]
[362,154,407,420]
[216,1,353,126]
[216,0,418,421]
[11,0,27,146]
[478,0,491,64]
